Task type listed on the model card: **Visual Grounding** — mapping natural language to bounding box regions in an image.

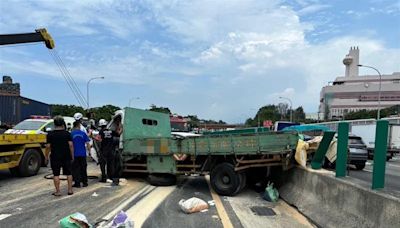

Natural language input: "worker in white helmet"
[73,112,88,134]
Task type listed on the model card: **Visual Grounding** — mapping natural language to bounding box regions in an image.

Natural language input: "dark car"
[347,135,368,170]
[323,135,368,170]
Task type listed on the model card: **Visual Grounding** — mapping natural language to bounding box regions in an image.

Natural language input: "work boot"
[72,183,81,188]
[99,176,107,183]
[82,183,88,187]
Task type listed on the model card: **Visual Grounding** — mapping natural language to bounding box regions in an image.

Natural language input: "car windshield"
[349,138,363,145]
[13,120,47,130]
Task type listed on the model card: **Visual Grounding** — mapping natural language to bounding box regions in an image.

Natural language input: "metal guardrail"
[311,120,390,189]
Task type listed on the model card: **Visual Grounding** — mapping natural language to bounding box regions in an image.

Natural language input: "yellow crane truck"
[0,29,54,176]
[0,134,47,176]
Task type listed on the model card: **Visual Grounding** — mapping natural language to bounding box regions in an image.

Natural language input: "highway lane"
[0,162,147,228]
[0,161,315,228]
[348,154,400,197]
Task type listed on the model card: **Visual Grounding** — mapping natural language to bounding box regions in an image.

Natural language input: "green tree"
[293,106,306,122]
[51,104,85,117]
[89,105,121,121]
[148,104,171,114]
[345,105,400,120]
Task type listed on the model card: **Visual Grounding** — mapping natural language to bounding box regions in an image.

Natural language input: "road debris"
[92,192,99,197]
[179,197,209,214]
[263,182,279,202]
[59,212,91,228]
[110,211,134,228]
[207,200,215,206]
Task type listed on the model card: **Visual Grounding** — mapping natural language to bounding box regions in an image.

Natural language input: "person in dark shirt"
[98,119,120,185]
[71,121,90,188]
[45,116,74,196]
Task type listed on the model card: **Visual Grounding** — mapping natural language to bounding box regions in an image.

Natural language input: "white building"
[319,47,400,120]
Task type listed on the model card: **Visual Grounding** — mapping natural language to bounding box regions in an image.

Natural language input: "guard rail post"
[372,120,389,189]
[336,122,349,177]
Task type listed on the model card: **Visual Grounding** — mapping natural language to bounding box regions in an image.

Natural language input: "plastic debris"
[262,182,279,202]
[179,197,209,214]
[59,212,91,228]
[212,215,219,219]
[200,209,208,213]
[207,200,215,206]
[92,192,99,197]
[110,211,134,228]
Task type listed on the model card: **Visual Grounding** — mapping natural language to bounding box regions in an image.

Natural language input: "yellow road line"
[205,175,234,228]
[126,186,175,227]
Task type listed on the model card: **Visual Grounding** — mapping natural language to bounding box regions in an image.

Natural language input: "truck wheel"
[210,162,241,196]
[355,163,366,170]
[9,167,20,176]
[232,172,247,195]
[18,149,41,177]
[148,173,177,186]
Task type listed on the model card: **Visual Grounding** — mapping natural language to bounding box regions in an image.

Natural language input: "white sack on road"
[179,197,209,214]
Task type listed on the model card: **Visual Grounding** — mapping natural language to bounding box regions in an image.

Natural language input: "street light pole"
[358,64,382,120]
[279,96,293,122]
[129,97,140,107]
[86,76,104,109]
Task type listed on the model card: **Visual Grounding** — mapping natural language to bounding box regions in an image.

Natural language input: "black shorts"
[51,159,72,176]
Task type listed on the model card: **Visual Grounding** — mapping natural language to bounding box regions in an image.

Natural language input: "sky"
[0,0,399,123]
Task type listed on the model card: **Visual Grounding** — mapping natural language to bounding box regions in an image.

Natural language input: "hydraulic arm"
[0,28,55,49]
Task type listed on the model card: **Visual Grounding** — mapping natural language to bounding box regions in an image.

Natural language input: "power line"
[48,50,87,107]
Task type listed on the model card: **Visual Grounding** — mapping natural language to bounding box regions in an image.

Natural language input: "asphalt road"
[348,154,400,197]
[0,162,315,228]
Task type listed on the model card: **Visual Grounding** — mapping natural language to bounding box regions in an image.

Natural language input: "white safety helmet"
[74,112,83,121]
[99,119,108,126]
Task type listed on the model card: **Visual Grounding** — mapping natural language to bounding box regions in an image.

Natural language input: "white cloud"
[298,4,331,16]
[1,0,399,123]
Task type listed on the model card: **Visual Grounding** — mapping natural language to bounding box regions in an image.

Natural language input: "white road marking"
[125,186,176,227]
[98,185,155,226]
[0,214,12,221]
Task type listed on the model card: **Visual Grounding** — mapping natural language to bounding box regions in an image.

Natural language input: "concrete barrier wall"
[278,167,400,228]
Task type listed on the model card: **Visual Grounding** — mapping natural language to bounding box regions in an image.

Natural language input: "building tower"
[342,46,359,77]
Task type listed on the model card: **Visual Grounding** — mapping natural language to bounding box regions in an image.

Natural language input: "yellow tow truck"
[0,134,47,176]
[0,28,54,176]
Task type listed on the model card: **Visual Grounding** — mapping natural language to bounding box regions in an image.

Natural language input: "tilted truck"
[108,108,298,196]
[0,134,47,176]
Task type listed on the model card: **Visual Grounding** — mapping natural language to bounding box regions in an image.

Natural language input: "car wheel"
[355,163,366,170]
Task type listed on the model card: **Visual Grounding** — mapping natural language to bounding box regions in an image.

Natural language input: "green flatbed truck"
[110,108,298,196]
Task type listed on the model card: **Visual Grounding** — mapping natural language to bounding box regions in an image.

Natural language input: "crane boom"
[0,28,55,49]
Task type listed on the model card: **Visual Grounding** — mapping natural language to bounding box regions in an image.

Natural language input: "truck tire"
[9,167,20,176]
[210,162,241,196]
[148,173,177,186]
[355,163,366,170]
[232,172,247,195]
[18,149,41,177]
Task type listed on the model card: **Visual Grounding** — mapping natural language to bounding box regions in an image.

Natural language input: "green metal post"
[311,131,335,169]
[336,122,349,177]
[372,120,389,189]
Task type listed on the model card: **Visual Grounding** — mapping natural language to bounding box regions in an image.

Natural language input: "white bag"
[179,197,209,214]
